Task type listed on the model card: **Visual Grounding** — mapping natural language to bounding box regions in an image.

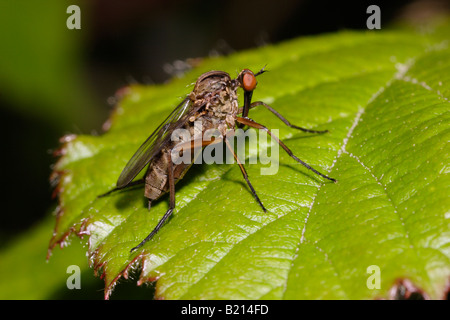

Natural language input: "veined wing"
[117,97,195,188]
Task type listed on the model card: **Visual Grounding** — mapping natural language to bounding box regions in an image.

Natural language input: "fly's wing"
[117,97,196,188]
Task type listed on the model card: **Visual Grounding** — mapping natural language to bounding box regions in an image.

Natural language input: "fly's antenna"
[255,65,268,77]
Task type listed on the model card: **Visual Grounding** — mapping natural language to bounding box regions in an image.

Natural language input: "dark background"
[0,0,447,245]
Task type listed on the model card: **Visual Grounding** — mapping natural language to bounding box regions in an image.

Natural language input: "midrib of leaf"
[281,85,367,300]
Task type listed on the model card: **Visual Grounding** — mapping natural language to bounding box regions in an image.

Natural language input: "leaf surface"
[50,22,450,299]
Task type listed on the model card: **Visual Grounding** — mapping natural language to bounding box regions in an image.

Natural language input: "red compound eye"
[242,70,257,92]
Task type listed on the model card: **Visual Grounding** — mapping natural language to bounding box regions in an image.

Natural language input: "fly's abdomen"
[144,148,193,201]
[144,158,168,201]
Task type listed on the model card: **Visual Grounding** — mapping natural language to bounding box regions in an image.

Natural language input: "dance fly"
[100,68,336,252]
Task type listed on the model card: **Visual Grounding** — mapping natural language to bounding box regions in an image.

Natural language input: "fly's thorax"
[188,70,240,132]
[193,70,230,93]
[215,84,239,113]
[205,78,239,126]
[190,71,231,104]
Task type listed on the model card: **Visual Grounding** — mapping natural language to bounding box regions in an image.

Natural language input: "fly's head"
[236,67,267,94]
[235,67,267,119]
[237,69,257,93]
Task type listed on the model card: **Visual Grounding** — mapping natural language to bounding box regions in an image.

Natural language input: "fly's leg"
[236,117,336,183]
[130,152,176,253]
[238,101,328,134]
[132,136,229,252]
[175,131,266,212]
[225,136,267,212]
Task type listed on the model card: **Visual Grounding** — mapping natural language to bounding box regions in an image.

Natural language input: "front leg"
[238,101,328,134]
[224,135,267,212]
[236,116,336,183]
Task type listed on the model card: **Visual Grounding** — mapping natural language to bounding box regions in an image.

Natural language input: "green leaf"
[50,21,450,299]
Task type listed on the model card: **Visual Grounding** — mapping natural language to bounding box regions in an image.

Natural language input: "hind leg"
[131,152,175,252]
